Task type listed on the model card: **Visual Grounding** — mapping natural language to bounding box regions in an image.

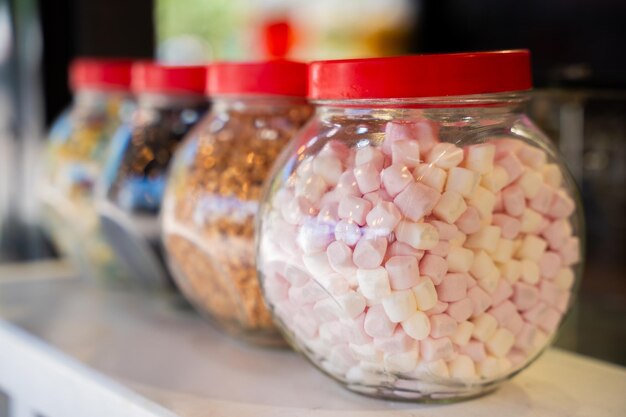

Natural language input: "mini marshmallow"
[446,246,474,273]
[520,259,540,284]
[489,300,517,327]
[504,312,524,335]
[319,321,348,345]
[468,286,492,317]
[542,219,572,250]
[455,206,481,234]
[471,313,498,342]
[414,164,447,192]
[449,354,476,379]
[366,201,402,232]
[486,328,515,358]
[374,328,416,354]
[313,154,343,186]
[357,267,391,301]
[478,356,501,379]
[363,189,392,205]
[554,267,575,290]
[517,171,543,199]
[491,280,514,306]
[464,143,495,174]
[470,250,497,280]
[449,232,467,247]
[437,273,468,302]
[383,289,418,323]
[394,182,441,221]
[542,163,563,187]
[465,225,502,253]
[513,282,540,311]
[497,153,524,185]
[334,219,362,247]
[461,341,487,362]
[502,185,525,217]
[329,345,358,372]
[384,121,429,155]
[294,314,319,339]
[515,323,537,351]
[384,350,419,373]
[430,220,460,241]
[395,221,440,250]
[539,280,561,306]
[297,220,334,254]
[314,298,343,322]
[452,321,475,346]
[289,281,328,305]
[282,195,316,225]
[338,195,372,226]
[303,251,335,277]
[364,304,397,338]
[446,298,474,322]
[353,237,388,269]
[516,235,548,262]
[421,337,454,361]
[549,191,575,219]
[446,167,480,198]
[386,241,424,260]
[481,166,509,193]
[415,358,450,379]
[353,162,381,194]
[337,291,367,319]
[429,240,450,257]
[327,240,357,276]
[381,164,413,196]
[529,184,554,214]
[539,251,561,278]
[355,146,384,171]
[392,140,421,168]
[499,259,522,283]
[402,311,431,341]
[386,256,420,290]
[433,190,467,224]
[517,144,547,169]
[427,143,464,169]
[412,277,439,310]
[429,313,458,338]
[296,174,327,202]
[492,138,523,159]
[523,301,548,324]
[520,208,543,234]
[349,343,382,363]
[425,300,449,315]
[468,186,497,220]
[335,171,361,197]
[492,238,515,263]
[346,313,374,345]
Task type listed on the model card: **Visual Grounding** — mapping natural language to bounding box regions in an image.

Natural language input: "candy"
[392,140,421,168]
[541,163,563,187]
[427,143,464,169]
[539,251,561,278]
[433,190,467,224]
[517,235,548,262]
[465,225,502,253]
[449,355,476,379]
[383,289,418,323]
[437,273,468,302]
[313,154,343,186]
[334,220,361,246]
[364,304,397,338]
[430,220,460,241]
[357,267,391,301]
[446,167,480,198]
[353,237,388,269]
[386,256,420,290]
[402,311,431,340]
[327,240,356,275]
[486,328,515,358]
[452,321,475,346]
[446,298,474,322]
[394,182,441,221]
[464,143,495,174]
[446,246,475,273]
[374,328,416,354]
[412,277,439,310]
[517,171,543,198]
[481,166,509,193]
[355,146,384,171]
[353,162,381,194]
[517,144,547,169]
[429,240,450,257]
[461,341,487,362]
[468,286,492,317]
[520,208,543,234]
[549,190,575,219]
[384,350,418,373]
[471,313,498,342]
[429,313,458,338]
[502,185,525,217]
[421,337,454,361]
[396,221,439,250]
[381,164,413,196]
[497,153,524,185]
[468,186,497,220]
[455,206,481,234]
[338,195,372,226]
[529,184,554,214]
[337,291,367,319]
[414,164,447,192]
[520,259,540,284]
[554,268,575,290]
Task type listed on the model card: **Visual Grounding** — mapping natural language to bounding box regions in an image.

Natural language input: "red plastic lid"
[132,62,208,95]
[309,50,532,100]
[208,60,308,97]
[69,58,133,91]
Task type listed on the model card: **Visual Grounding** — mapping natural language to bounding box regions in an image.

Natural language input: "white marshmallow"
[401,311,431,340]
[395,221,440,250]
[415,359,450,378]
[313,154,343,186]
[541,163,563,187]
[452,321,475,346]
[520,259,540,284]
[337,291,367,319]
[355,146,384,170]
[516,235,548,261]
[414,164,447,192]
[382,290,418,323]
[554,267,575,290]
[446,167,480,198]
[366,201,402,233]
[427,143,464,169]
[464,144,495,174]
[446,245,475,273]
[486,328,515,358]
[472,313,498,342]
[392,140,421,168]
[384,349,419,373]
[449,354,476,379]
[465,225,502,253]
[478,356,501,379]
[481,166,509,193]
[296,174,327,202]
[520,208,543,234]
[468,186,497,220]
[492,238,515,263]
[357,267,391,300]
[349,343,382,363]
[303,252,334,277]
[412,278,438,311]
[433,190,467,224]
[517,171,543,198]
[499,259,522,283]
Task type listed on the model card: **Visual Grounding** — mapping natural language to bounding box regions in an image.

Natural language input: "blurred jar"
[161,61,312,344]
[256,52,584,400]
[98,62,209,289]
[40,58,134,283]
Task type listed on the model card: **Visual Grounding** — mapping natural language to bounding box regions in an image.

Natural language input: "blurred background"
[0,0,624,365]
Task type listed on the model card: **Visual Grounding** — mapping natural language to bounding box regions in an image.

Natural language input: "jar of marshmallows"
[161,61,312,344]
[257,51,583,400]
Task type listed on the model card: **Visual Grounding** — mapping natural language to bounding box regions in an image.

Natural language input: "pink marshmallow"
[353,237,387,269]
[346,313,374,345]
[539,251,561,278]
[559,237,580,266]
[513,282,540,311]
[542,219,572,250]
[492,279,514,306]
[335,171,360,197]
[497,153,524,185]
[366,201,402,232]
[327,240,356,274]
[437,273,468,302]
[461,341,487,362]
[384,121,421,155]
[381,164,413,196]
[529,184,555,214]
[353,162,381,194]
[363,189,392,205]
[504,312,524,335]
[294,314,319,339]
[492,138,523,159]
[364,304,397,338]
[502,185,525,217]
[374,327,417,354]
[334,219,362,247]
[355,146,384,171]
[419,254,448,285]
[455,206,482,235]
[517,144,547,169]
[429,240,450,257]
[539,307,562,333]
[386,241,424,261]
[338,196,372,226]
[429,314,458,338]
[488,300,517,326]
[555,292,571,313]
[493,192,504,212]
[523,301,548,324]
[421,337,454,361]
[425,300,449,315]
[549,191,575,219]
[446,298,474,322]
[515,323,537,351]
[385,256,420,290]
[468,286,493,317]
[394,182,441,222]
[539,280,561,306]
[264,272,290,302]
[282,195,316,225]
[429,220,460,241]
[392,140,421,168]
[492,213,522,239]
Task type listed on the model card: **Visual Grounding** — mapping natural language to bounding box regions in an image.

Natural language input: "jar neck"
[211,96,310,113]
[137,92,208,109]
[74,89,132,105]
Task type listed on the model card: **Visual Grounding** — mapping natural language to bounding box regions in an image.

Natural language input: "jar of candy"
[161,61,312,344]
[257,51,583,400]
[41,58,134,283]
[97,62,209,288]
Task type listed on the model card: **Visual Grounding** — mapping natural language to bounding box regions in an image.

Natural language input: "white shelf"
[0,261,625,417]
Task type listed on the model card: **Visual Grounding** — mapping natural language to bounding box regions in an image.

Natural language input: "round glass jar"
[161,61,312,345]
[97,62,209,288]
[41,58,134,283]
[257,51,583,400]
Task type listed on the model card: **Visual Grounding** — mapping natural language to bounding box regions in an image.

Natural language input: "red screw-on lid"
[208,60,308,97]
[132,62,208,95]
[69,58,134,91]
[309,50,532,100]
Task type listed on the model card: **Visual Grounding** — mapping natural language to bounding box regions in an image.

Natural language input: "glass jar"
[97,62,209,288]
[257,51,584,400]
[161,61,312,344]
[40,58,134,283]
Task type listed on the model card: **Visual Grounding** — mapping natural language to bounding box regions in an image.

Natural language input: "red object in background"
[131,62,208,95]
[262,19,294,59]
[69,58,134,91]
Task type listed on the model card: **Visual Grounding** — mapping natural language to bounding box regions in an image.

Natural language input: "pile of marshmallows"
[260,119,579,387]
